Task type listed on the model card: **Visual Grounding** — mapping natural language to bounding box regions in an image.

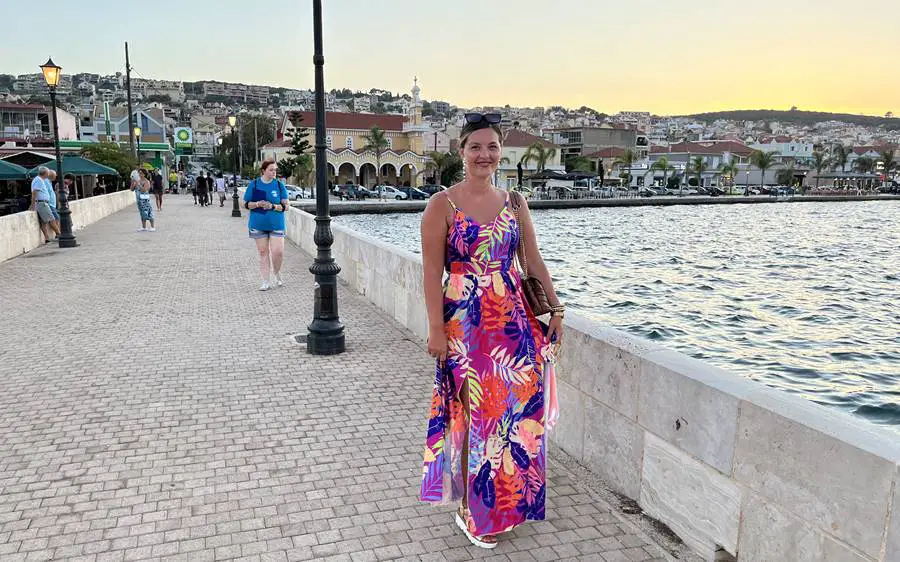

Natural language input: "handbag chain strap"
[511,191,529,279]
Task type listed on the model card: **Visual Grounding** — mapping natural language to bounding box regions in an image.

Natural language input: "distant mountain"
[678,109,900,130]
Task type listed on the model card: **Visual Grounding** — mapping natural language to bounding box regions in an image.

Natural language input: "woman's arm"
[518,195,561,308]
[421,193,450,333]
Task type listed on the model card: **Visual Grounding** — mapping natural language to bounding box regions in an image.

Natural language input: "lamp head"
[40,57,62,88]
[134,126,142,139]
[228,115,236,127]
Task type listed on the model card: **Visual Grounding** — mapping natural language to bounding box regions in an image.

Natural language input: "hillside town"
[1,68,899,209]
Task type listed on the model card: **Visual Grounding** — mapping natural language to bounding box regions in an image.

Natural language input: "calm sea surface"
[337,201,900,430]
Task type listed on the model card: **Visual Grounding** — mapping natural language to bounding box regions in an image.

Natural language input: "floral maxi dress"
[420,193,559,537]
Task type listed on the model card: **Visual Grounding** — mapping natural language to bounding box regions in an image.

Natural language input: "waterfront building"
[495,129,564,189]
[546,124,650,161]
[260,80,429,187]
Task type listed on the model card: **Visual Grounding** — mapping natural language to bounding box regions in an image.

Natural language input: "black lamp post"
[40,57,77,248]
[229,115,241,217]
[306,0,345,355]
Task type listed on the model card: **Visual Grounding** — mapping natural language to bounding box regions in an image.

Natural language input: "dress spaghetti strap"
[445,194,459,211]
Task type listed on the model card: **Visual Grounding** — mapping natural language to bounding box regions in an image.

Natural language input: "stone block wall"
[0,189,136,263]
[285,207,900,561]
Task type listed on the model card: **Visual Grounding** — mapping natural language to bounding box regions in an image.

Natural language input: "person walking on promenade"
[30,166,58,243]
[152,169,164,211]
[196,171,208,206]
[214,173,227,207]
[191,172,199,205]
[133,169,156,232]
[242,160,288,291]
[418,113,563,549]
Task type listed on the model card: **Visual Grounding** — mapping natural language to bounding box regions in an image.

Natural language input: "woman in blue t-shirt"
[243,160,289,291]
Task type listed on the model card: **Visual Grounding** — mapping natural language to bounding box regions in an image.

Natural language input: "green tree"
[614,149,637,190]
[277,158,296,180]
[565,155,592,173]
[426,151,453,185]
[80,142,137,185]
[521,142,556,173]
[719,159,740,191]
[830,144,850,172]
[441,152,463,186]
[854,156,875,173]
[878,148,897,184]
[776,164,797,186]
[363,126,390,186]
[750,150,778,191]
[811,150,829,191]
[650,157,672,188]
[690,156,709,188]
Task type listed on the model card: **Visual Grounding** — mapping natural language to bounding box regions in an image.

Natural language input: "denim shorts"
[50,206,60,221]
[249,229,285,239]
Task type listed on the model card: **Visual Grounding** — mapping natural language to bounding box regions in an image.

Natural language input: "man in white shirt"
[215,173,227,206]
[30,167,58,243]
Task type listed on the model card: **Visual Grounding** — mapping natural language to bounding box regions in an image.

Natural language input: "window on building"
[386,137,392,150]
[346,136,353,149]
[326,136,332,149]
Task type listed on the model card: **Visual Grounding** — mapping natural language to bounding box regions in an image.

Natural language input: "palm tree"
[650,157,671,189]
[691,156,708,189]
[830,144,850,172]
[363,126,390,186]
[521,142,556,173]
[614,148,637,192]
[811,150,829,191]
[719,159,740,193]
[426,151,452,185]
[776,164,797,187]
[879,148,897,186]
[854,156,875,173]
[750,150,777,191]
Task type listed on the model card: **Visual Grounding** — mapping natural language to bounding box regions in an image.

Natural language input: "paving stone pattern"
[0,195,673,561]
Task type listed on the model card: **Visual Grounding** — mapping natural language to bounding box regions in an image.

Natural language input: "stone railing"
[285,207,899,562]
[0,189,135,263]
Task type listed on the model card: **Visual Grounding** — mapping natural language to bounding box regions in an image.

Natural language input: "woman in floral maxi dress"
[419,114,564,549]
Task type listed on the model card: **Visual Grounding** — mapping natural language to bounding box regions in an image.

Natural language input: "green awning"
[27,155,118,177]
[0,159,28,180]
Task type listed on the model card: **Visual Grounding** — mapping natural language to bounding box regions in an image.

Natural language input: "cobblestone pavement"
[0,195,682,561]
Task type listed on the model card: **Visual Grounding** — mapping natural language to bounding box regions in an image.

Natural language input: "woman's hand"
[547,315,564,347]
[427,326,448,366]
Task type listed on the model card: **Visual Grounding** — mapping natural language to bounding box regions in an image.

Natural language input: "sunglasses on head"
[464,112,502,125]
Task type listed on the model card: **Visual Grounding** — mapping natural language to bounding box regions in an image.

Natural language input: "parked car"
[420,184,447,196]
[285,185,310,200]
[398,186,429,200]
[374,185,409,200]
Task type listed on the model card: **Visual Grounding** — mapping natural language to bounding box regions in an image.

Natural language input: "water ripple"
[338,200,900,431]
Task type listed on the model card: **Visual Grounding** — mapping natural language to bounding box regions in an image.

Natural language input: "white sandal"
[455,508,497,549]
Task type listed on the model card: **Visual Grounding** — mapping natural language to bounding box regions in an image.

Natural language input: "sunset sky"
[6,0,899,116]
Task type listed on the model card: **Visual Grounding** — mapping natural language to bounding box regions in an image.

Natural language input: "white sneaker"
[273,274,283,287]
[259,281,270,291]
[137,227,147,232]
[148,227,156,232]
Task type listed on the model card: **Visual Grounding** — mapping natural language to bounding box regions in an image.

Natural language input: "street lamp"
[40,57,77,248]
[745,165,752,196]
[228,115,241,217]
[306,0,345,355]
[134,126,142,168]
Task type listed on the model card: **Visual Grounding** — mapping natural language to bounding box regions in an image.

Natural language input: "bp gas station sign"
[174,127,193,155]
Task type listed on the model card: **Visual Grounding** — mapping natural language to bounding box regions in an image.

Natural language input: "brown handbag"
[511,191,553,316]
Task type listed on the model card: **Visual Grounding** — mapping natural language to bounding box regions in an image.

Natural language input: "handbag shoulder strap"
[511,190,529,278]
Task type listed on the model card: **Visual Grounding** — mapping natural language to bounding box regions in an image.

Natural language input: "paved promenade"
[0,195,682,561]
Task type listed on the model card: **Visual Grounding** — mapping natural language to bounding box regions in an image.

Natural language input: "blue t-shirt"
[243,178,288,232]
[31,177,50,201]
[45,178,57,208]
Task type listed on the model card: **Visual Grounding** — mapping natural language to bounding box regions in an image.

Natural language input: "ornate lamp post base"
[231,188,242,217]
